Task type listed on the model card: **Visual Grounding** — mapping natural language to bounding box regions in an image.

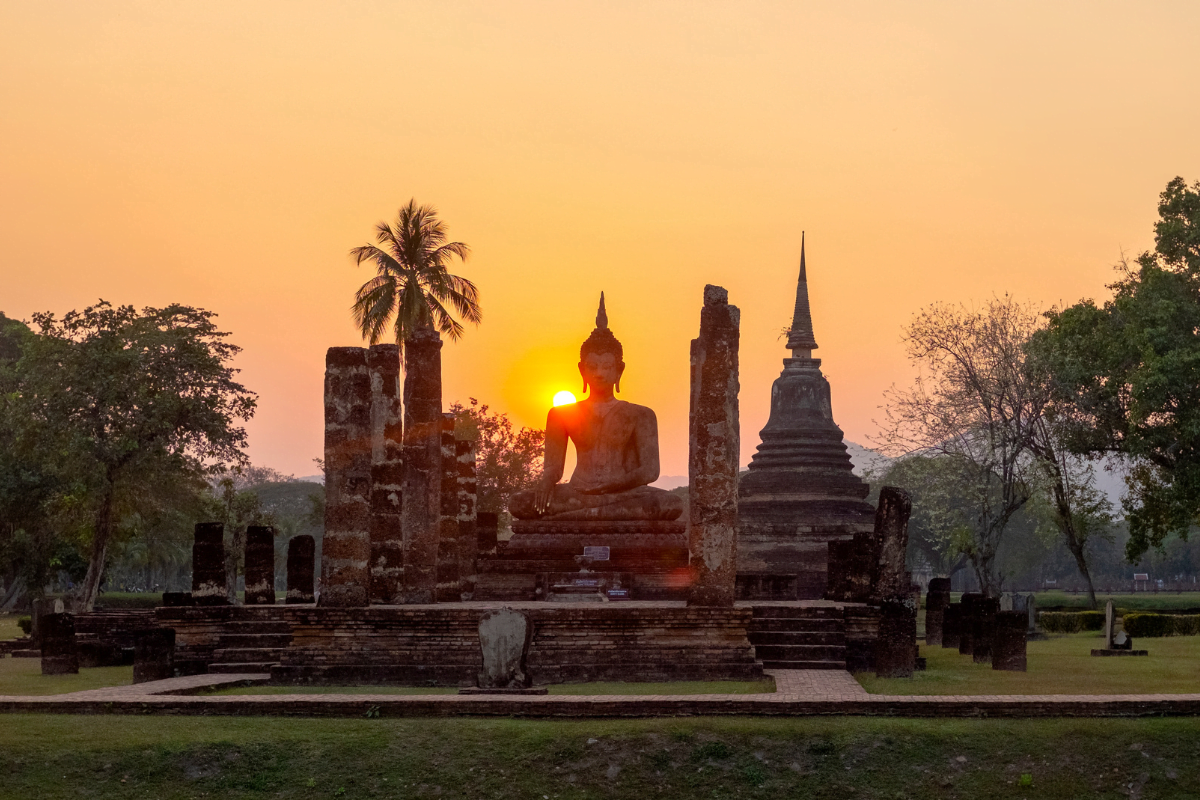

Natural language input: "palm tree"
[350,199,481,345]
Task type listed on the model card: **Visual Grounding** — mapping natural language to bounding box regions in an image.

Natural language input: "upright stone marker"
[959,593,981,655]
[872,487,912,602]
[133,628,175,683]
[399,323,443,604]
[992,611,1027,671]
[40,613,78,675]
[476,608,533,689]
[192,522,228,605]
[1027,594,1039,636]
[286,534,316,604]
[875,597,918,677]
[941,603,962,649]
[368,343,404,604]
[1104,600,1115,649]
[925,577,951,646]
[321,347,373,607]
[244,525,276,605]
[687,285,740,607]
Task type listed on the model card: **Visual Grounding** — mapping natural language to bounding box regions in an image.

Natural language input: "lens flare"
[552,390,577,407]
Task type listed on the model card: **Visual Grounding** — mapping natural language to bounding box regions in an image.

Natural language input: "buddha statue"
[508,294,684,522]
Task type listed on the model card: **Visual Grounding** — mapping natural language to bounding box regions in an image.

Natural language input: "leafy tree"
[450,398,543,521]
[8,302,256,610]
[1031,177,1200,561]
[350,199,481,345]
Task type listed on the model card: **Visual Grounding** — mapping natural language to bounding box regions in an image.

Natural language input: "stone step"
[209,662,279,674]
[753,644,846,662]
[761,660,848,670]
[747,631,846,646]
[751,606,845,620]
[216,633,292,648]
[212,648,286,663]
[219,620,292,634]
[748,618,845,633]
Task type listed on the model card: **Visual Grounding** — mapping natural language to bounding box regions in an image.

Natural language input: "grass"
[3,714,1200,799]
[0,658,132,696]
[858,632,1200,696]
[210,678,777,697]
[0,613,23,640]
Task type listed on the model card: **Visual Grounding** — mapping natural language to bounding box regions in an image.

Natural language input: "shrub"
[1077,611,1105,631]
[1039,611,1106,633]
[1173,615,1200,636]
[1123,613,1176,637]
[17,616,32,635]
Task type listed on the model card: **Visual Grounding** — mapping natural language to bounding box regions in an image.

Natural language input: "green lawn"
[1032,591,1200,612]
[858,632,1200,696]
[3,714,1200,799]
[0,613,23,641]
[0,657,132,696]
[210,678,777,697]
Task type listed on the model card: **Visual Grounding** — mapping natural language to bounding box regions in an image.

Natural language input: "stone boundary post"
[687,284,740,607]
[398,324,443,603]
[972,596,1000,664]
[286,535,316,604]
[192,522,228,605]
[992,610,1027,671]
[133,628,176,683]
[40,613,78,675]
[941,602,962,649]
[958,593,982,655]
[321,346,373,607]
[368,343,404,604]
[925,577,951,645]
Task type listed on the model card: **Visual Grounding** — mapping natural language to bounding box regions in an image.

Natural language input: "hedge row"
[1039,611,1105,633]
[1123,613,1200,637]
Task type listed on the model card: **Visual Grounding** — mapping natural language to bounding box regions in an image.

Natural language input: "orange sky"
[3,2,1199,479]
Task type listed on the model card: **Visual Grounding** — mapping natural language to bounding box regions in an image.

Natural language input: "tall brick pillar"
[436,414,461,601]
[871,487,912,602]
[192,522,228,606]
[456,438,478,597]
[925,577,951,646]
[320,347,372,607]
[368,343,404,604]
[398,324,443,603]
[243,525,276,605]
[687,285,741,607]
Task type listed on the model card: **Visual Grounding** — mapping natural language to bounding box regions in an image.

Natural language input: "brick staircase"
[208,618,292,674]
[748,605,847,670]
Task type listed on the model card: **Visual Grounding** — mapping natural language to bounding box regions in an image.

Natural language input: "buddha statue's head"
[579,292,624,396]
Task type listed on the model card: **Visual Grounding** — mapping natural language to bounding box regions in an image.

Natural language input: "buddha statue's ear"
[579,361,588,394]
[615,361,625,394]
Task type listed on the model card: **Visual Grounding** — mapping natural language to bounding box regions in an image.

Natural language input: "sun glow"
[552,390,577,407]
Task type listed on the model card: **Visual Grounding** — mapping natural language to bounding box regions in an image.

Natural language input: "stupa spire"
[785,232,819,355]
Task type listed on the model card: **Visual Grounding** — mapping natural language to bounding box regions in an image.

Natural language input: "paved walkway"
[4,670,1200,718]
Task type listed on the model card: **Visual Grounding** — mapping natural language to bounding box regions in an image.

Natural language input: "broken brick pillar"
[972,596,1000,664]
[398,324,443,604]
[192,522,228,606]
[40,613,78,675]
[286,535,316,604]
[958,593,982,656]
[925,577,952,646]
[687,285,741,607]
[368,343,404,604]
[133,628,175,683]
[941,602,962,649]
[992,610,1028,671]
[244,525,276,605]
[457,438,478,597]
[437,414,461,601]
[320,346,373,607]
[874,597,917,678]
[871,487,912,602]
[476,512,499,555]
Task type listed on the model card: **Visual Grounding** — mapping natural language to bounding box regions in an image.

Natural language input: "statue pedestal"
[475,520,690,601]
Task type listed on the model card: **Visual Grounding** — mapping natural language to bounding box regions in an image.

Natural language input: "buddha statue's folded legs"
[509,484,684,521]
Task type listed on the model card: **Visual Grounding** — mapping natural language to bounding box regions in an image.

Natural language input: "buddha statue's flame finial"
[596,292,608,330]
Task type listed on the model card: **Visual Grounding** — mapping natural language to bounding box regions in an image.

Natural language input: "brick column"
[368,343,404,604]
[398,324,443,604]
[133,628,175,683]
[871,487,912,602]
[992,610,1027,671]
[972,596,1000,664]
[925,577,951,645]
[941,603,962,649]
[244,525,275,605]
[456,438,478,597]
[40,613,78,675]
[476,512,499,555]
[874,597,917,678]
[286,535,316,604]
[958,592,982,655]
[436,414,461,601]
[320,346,372,607]
[687,285,740,607]
[191,522,227,606]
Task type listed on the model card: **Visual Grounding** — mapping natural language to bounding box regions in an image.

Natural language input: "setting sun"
[552,390,577,407]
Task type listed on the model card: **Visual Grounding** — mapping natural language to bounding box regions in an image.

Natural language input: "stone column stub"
[243,525,276,605]
[320,346,373,607]
[456,438,479,597]
[397,325,443,604]
[687,284,740,607]
[436,413,461,601]
[286,534,316,604]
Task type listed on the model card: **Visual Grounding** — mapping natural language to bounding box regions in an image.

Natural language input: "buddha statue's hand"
[533,476,557,515]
